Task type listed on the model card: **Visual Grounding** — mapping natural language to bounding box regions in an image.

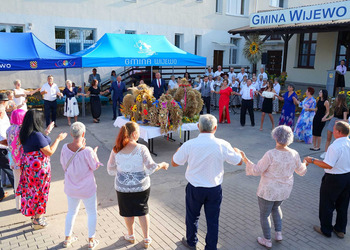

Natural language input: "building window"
[335,31,350,70]
[270,0,284,8]
[229,38,238,64]
[175,33,184,49]
[55,27,95,54]
[0,24,24,33]
[216,0,223,14]
[194,35,202,55]
[125,30,136,34]
[298,33,317,68]
[227,0,249,16]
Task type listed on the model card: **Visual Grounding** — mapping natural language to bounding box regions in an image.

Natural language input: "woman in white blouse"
[107,122,168,249]
[13,79,40,111]
[240,125,308,249]
[167,75,178,90]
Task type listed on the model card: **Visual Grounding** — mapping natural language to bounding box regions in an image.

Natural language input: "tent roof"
[0,32,81,71]
[74,33,206,67]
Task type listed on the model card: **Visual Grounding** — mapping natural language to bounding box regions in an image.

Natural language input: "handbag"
[64,145,83,172]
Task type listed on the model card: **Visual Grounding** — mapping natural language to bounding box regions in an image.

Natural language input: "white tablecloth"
[114,117,198,141]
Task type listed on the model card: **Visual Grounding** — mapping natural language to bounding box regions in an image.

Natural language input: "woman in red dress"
[214,79,232,123]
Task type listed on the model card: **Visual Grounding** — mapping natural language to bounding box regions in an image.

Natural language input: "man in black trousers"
[306,121,350,238]
[234,79,256,126]
[194,75,212,114]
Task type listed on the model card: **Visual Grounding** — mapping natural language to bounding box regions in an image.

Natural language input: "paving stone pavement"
[1,107,350,250]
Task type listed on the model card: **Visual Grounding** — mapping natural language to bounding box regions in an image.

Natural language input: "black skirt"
[117,188,150,217]
[262,98,273,114]
[90,96,101,119]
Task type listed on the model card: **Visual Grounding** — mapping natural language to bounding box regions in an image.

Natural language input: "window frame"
[226,0,249,16]
[55,27,96,54]
[229,37,238,65]
[0,24,24,33]
[216,0,223,14]
[175,33,184,49]
[297,33,317,69]
[270,0,284,8]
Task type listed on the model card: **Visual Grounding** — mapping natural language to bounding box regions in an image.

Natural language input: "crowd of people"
[0,65,350,250]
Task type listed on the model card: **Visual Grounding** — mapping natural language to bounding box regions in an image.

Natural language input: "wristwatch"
[311,158,315,163]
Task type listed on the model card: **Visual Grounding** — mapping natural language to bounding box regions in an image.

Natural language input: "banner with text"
[250,1,350,27]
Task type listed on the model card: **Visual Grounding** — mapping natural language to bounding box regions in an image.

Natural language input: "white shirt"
[41,82,60,101]
[324,137,350,174]
[194,80,215,92]
[173,133,242,187]
[205,70,214,77]
[13,88,27,111]
[274,83,281,95]
[252,81,260,91]
[231,80,239,89]
[240,84,256,100]
[257,79,263,89]
[0,114,10,149]
[214,70,224,78]
[228,72,236,81]
[336,65,347,75]
[237,72,248,82]
[168,79,178,90]
[258,72,268,80]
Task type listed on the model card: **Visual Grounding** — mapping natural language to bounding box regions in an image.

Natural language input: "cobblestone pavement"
[1,107,349,249]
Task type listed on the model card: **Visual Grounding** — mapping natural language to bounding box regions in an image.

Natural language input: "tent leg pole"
[81,68,85,117]
[64,68,67,81]
[151,66,153,82]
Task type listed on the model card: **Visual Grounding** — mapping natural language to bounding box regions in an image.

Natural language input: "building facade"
[0,0,257,89]
[231,0,350,92]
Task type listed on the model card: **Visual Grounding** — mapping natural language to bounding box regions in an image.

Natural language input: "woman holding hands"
[213,79,232,124]
[107,122,168,248]
[256,80,275,131]
[239,125,308,248]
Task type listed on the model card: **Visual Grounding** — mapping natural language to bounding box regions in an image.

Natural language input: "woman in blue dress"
[293,87,316,144]
[277,84,298,128]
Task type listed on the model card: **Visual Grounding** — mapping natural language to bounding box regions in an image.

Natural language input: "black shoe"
[112,117,116,120]
[251,124,255,127]
[54,123,58,127]
[181,237,196,250]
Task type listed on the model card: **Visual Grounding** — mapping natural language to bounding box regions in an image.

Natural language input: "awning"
[228,19,350,35]
[212,42,238,48]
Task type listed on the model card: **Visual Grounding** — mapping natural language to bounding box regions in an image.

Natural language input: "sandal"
[124,234,135,244]
[88,239,99,250]
[144,237,152,249]
[63,236,78,248]
[32,217,48,230]
[0,192,9,202]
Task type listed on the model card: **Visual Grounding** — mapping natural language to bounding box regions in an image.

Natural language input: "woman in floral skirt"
[17,110,67,229]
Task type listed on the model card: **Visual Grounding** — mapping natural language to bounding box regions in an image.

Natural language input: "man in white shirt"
[237,67,248,83]
[258,67,268,81]
[40,75,63,127]
[235,79,256,126]
[214,65,224,79]
[306,121,350,238]
[228,67,236,82]
[273,79,281,113]
[172,114,242,250]
[204,66,214,77]
[335,59,347,94]
[0,101,14,201]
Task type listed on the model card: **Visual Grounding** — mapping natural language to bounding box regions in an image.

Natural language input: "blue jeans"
[185,183,222,250]
[0,149,14,199]
[258,197,283,239]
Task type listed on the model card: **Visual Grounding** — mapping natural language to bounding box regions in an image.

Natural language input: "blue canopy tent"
[74,33,206,67]
[0,32,81,71]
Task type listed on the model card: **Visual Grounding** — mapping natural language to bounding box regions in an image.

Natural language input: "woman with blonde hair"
[107,122,168,248]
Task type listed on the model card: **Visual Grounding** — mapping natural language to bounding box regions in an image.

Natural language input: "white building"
[230,0,350,95]
[0,0,258,89]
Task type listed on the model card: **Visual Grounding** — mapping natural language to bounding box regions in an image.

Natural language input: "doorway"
[213,50,224,72]
[266,50,282,77]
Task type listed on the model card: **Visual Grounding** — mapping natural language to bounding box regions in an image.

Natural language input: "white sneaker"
[257,237,272,249]
[320,152,326,159]
[275,231,283,241]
